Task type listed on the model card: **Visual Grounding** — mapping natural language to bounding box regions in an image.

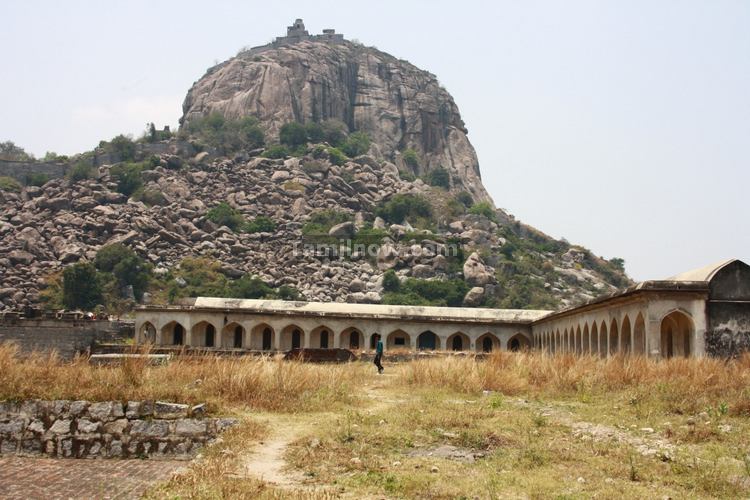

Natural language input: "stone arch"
[161,321,185,346]
[281,324,304,351]
[575,325,582,354]
[633,313,646,355]
[417,330,440,350]
[620,315,632,354]
[582,323,590,354]
[250,323,275,351]
[660,310,693,358]
[563,328,569,353]
[191,321,218,348]
[599,321,608,357]
[477,332,500,352]
[139,321,156,343]
[609,318,619,355]
[340,327,364,350]
[555,329,561,353]
[590,322,599,355]
[447,332,470,351]
[386,329,410,350]
[221,322,245,348]
[310,326,333,349]
[508,333,530,352]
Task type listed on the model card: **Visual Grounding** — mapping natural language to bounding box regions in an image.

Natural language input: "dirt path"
[239,372,400,489]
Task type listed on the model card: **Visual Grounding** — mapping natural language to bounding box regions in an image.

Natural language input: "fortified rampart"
[0,317,133,359]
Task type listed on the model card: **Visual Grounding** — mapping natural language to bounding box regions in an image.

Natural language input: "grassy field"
[3,345,750,498]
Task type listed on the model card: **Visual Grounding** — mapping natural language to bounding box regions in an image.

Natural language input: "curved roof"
[665,259,738,282]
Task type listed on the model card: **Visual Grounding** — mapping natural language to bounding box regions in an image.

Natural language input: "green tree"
[0,141,33,161]
[95,244,151,300]
[425,166,450,189]
[375,194,433,224]
[402,148,419,169]
[68,161,93,182]
[107,135,137,161]
[109,162,144,196]
[468,201,497,221]
[62,262,102,310]
[320,119,347,147]
[304,122,325,143]
[228,275,273,299]
[0,176,22,192]
[382,269,400,292]
[279,122,308,148]
[206,202,245,231]
[261,144,289,159]
[244,216,276,234]
[342,131,371,157]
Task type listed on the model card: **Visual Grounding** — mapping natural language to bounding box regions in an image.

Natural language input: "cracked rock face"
[181,40,492,204]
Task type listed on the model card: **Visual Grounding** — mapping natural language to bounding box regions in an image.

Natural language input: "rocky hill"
[181,24,491,204]
[0,20,631,313]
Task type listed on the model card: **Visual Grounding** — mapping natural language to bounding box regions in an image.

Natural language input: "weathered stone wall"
[0,400,236,459]
[705,302,750,357]
[0,319,133,359]
[0,159,67,183]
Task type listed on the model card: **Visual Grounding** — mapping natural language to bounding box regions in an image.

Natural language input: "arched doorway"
[575,326,582,354]
[447,332,469,351]
[582,324,590,354]
[417,331,439,350]
[139,322,156,343]
[507,333,530,351]
[280,325,304,351]
[599,321,608,357]
[221,323,245,348]
[609,319,618,356]
[250,324,275,351]
[341,327,364,350]
[590,323,599,356]
[191,321,216,347]
[620,315,632,354]
[385,330,409,350]
[660,311,693,358]
[161,321,185,346]
[633,313,646,355]
[483,336,494,352]
[310,326,332,349]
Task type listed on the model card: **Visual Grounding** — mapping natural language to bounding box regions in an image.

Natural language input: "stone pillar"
[303,330,311,349]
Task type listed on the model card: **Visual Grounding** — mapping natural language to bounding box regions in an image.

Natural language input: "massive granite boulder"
[181,37,492,204]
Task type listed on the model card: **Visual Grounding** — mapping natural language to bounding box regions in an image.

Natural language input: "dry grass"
[399,351,750,415]
[0,344,365,412]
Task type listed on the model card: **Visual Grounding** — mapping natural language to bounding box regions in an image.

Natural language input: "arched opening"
[221,322,244,348]
[507,333,530,352]
[562,328,569,353]
[633,313,646,355]
[341,327,364,350]
[417,331,440,350]
[310,326,332,349]
[554,329,560,353]
[447,332,470,351]
[575,326,582,354]
[161,322,186,346]
[660,311,693,358]
[599,321,608,357]
[609,319,618,356]
[191,321,217,348]
[249,323,275,351]
[582,324,590,354]
[477,333,497,353]
[590,322,599,355]
[386,330,410,350]
[139,322,156,343]
[620,315,632,354]
[280,325,304,351]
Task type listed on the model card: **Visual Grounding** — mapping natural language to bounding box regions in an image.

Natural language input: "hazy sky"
[1,1,748,280]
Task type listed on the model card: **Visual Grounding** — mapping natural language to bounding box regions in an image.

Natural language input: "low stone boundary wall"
[0,400,236,459]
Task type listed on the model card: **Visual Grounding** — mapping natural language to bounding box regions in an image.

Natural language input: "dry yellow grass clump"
[0,344,364,413]
[399,351,750,415]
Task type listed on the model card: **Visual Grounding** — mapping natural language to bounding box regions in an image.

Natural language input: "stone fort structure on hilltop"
[246,18,345,54]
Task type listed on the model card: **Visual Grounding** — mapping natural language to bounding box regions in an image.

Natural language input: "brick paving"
[0,456,186,499]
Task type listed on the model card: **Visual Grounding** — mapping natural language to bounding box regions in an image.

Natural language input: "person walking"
[373,333,384,374]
